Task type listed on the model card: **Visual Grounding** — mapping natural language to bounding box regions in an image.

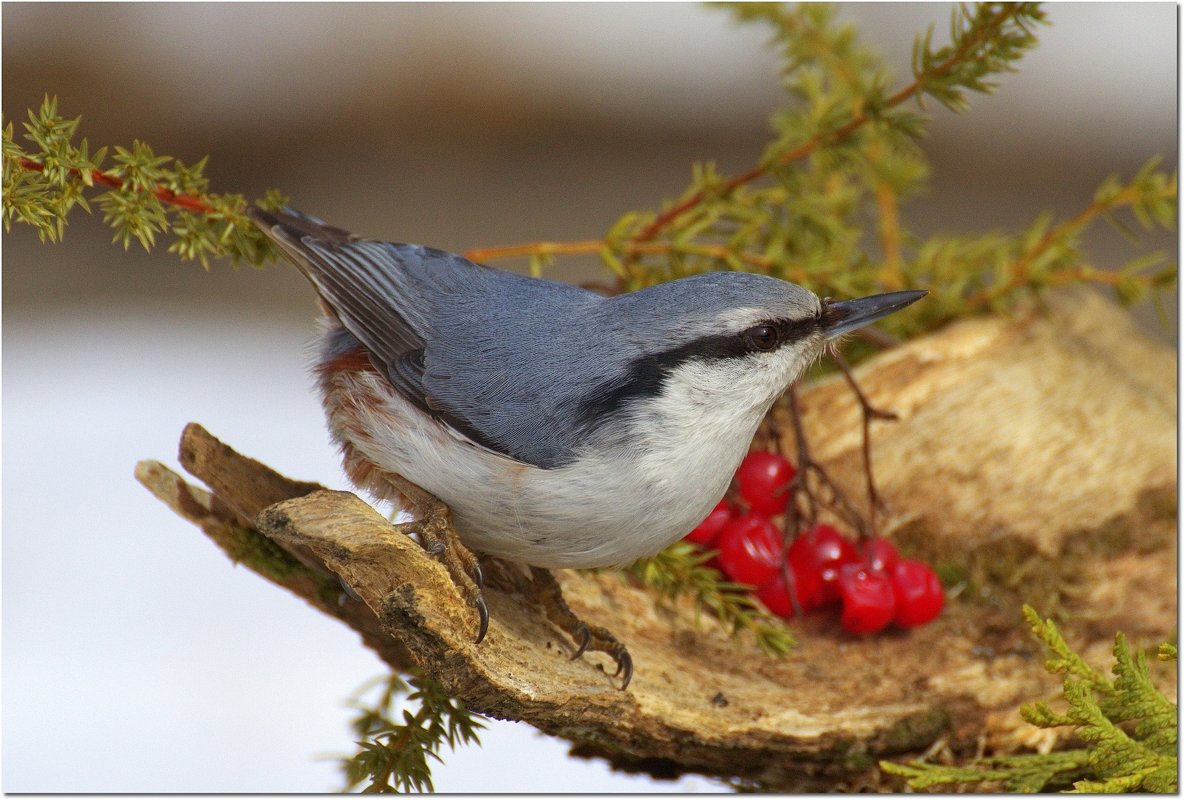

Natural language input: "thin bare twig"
[828,344,898,539]
[780,385,872,539]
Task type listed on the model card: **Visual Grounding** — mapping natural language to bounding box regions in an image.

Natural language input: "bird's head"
[584,273,925,429]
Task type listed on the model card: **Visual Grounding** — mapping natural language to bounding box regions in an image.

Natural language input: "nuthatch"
[251,207,925,688]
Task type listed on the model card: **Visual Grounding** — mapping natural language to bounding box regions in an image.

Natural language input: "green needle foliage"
[628,540,795,656]
[2,96,286,267]
[584,2,1176,343]
[880,606,1178,793]
[341,671,485,793]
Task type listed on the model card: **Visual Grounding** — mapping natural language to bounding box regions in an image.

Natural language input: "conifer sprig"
[880,606,1178,793]
[3,96,286,267]
[629,2,1040,245]
[629,541,795,657]
[341,671,485,793]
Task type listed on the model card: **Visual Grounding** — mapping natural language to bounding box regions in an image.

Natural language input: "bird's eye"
[745,324,779,352]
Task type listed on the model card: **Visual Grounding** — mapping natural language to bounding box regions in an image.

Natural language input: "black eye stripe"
[642,316,819,363]
[741,317,819,355]
[574,314,821,426]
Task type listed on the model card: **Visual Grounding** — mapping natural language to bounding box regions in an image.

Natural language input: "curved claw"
[569,623,591,660]
[471,561,484,590]
[474,593,489,644]
[337,575,362,603]
[615,649,634,691]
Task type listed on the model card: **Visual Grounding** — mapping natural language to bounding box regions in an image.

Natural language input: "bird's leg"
[383,473,488,644]
[526,566,633,690]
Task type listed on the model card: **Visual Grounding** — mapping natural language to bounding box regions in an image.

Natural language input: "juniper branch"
[630,4,1038,246]
[454,3,1174,346]
[341,670,486,793]
[883,609,1177,793]
[3,95,286,267]
[962,169,1179,312]
[16,155,214,213]
[628,541,795,657]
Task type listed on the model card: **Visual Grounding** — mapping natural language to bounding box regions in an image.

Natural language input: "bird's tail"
[248,205,358,245]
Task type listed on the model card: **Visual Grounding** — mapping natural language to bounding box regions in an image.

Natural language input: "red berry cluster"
[686,451,944,635]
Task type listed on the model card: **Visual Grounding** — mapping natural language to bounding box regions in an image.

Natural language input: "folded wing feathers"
[258,212,428,365]
[308,240,428,357]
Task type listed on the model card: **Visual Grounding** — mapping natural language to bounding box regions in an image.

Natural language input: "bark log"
[136,289,1176,790]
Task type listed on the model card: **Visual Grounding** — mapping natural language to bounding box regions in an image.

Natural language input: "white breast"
[326,338,820,568]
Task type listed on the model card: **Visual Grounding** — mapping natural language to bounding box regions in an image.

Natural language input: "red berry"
[783,541,825,609]
[787,524,859,604]
[755,560,824,618]
[837,563,896,635]
[891,559,944,627]
[716,513,783,587]
[685,501,735,547]
[862,536,900,574]
[735,451,796,515]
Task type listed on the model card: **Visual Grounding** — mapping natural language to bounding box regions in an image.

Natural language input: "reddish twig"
[16,156,215,214]
[463,239,602,263]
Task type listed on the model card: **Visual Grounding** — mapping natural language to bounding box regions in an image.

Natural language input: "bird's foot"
[527,566,633,690]
[390,491,488,644]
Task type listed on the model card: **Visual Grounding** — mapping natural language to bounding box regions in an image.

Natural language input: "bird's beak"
[821,290,928,340]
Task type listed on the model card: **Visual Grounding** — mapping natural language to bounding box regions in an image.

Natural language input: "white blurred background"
[3,3,1177,792]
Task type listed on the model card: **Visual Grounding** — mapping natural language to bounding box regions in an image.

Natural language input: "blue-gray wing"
[250,207,430,362]
[250,207,610,468]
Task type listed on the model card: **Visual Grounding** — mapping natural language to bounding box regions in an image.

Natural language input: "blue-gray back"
[252,207,810,468]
